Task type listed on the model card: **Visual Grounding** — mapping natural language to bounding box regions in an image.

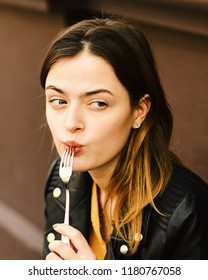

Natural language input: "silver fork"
[59,148,74,245]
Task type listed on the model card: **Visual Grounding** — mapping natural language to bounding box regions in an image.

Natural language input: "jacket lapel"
[69,172,93,241]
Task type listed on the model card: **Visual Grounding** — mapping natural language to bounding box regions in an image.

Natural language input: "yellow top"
[89,182,107,260]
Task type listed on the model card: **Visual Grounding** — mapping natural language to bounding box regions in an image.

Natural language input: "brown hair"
[40,17,174,253]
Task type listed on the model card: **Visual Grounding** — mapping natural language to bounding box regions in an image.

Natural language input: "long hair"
[40,17,174,253]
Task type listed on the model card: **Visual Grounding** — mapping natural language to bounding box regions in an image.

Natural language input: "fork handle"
[61,189,70,245]
[61,234,69,245]
[64,189,70,224]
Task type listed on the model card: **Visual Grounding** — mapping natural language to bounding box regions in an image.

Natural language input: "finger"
[49,240,78,260]
[53,224,91,252]
[46,251,63,260]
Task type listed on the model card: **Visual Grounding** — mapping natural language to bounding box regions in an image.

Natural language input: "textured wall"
[144,25,208,182]
[0,5,62,259]
[0,3,207,259]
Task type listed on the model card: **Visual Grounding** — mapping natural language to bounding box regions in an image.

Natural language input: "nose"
[64,105,84,133]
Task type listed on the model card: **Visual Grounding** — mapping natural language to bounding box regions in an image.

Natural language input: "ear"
[132,94,151,129]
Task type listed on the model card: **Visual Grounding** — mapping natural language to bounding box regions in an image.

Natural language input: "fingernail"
[52,223,60,229]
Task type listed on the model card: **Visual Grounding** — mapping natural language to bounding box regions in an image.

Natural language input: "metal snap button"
[53,187,61,198]
[47,232,55,243]
[120,244,129,254]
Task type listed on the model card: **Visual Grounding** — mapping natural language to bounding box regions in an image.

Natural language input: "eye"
[49,98,67,108]
[89,101,108,110]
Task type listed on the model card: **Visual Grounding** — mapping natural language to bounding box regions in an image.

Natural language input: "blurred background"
[0,0,207,259]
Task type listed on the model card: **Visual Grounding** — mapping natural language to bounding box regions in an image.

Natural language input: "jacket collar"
[50,158,152,248]
[68,172,93,241]
[68,171,152,247]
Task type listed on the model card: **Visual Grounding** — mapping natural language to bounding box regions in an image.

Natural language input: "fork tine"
[60,148,67,168]
[59,148,74,180]
[64,150,68,167]
[70,148,74,167]
[64,149,68,167]
[66,149,71,167]
[60,150,64,168]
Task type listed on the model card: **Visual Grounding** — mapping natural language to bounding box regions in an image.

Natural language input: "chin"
[72,164,89,173]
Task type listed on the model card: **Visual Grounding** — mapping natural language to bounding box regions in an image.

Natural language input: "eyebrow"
[45,85,63,93]
[45,85,114,97]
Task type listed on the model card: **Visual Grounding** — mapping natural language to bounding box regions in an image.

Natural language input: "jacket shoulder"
[155,163,208,215]
[138,164,208,259]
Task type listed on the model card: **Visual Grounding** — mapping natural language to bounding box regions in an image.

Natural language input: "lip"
[64,141,83,155]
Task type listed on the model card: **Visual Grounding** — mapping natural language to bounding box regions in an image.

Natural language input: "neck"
[89,164,115,192]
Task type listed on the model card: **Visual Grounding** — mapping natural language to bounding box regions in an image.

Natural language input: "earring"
[133,123,140,129]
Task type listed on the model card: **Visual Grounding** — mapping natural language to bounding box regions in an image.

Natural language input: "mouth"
[64,141,83,155]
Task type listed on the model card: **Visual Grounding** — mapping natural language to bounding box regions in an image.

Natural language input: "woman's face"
[45,51,138,178]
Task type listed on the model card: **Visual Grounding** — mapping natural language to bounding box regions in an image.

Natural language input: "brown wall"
[0,5,63,259]
[144,25,208,182]
[0,3,207,259]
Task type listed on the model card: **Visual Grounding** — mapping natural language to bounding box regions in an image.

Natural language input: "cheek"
[46,108,52,129]
[90,113,132,150]
[46,111,62,153]
[108,123,131,149]
[46,109,60,136]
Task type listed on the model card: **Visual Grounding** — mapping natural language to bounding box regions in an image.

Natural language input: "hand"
[46,223,96,260]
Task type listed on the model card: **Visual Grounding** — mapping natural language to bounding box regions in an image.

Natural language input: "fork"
[59,148,74,245]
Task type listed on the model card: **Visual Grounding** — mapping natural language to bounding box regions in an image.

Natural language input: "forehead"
[45,51,132,105]
[46,51,119,90]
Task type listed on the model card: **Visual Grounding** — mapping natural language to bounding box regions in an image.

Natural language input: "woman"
[40,17,208,260]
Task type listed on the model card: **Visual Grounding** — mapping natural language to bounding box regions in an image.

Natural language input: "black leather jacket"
[43,159,208,259]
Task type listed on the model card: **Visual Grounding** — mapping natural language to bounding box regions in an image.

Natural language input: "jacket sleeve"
[42,158,93,259]
[166,193,208,259]
[43,158,65,258]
